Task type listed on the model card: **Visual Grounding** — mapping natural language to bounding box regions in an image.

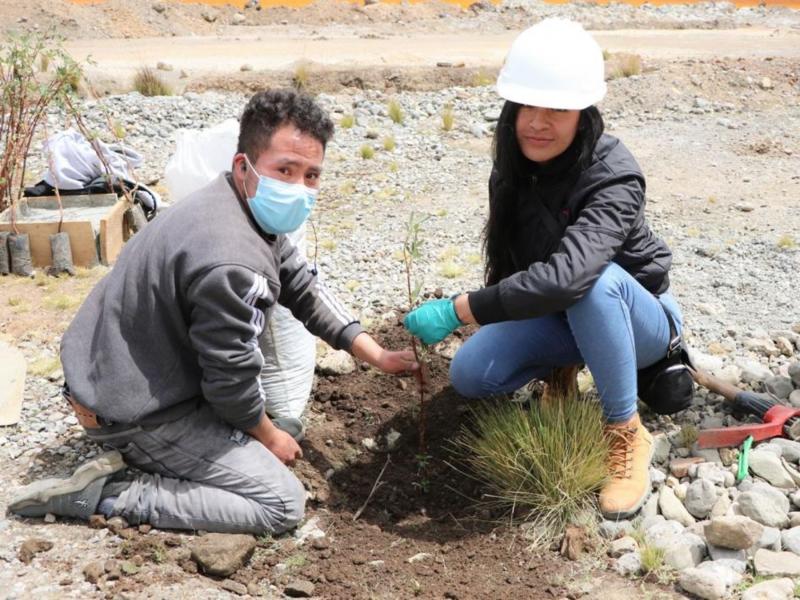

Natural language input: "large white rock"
[659,486,696,527]
[0,341,26,426]
[754,549,800,576]
[614,551,641,577]
[679,563,742,600]
[705,515,764,550]
[779,526,800,555]
[741,577,795,600]
[749,450,797,489]
[645,519,684,547]
[773,439,800,463]
[686,479,720,519]
[737,485,790,529]
[662,533,706,571]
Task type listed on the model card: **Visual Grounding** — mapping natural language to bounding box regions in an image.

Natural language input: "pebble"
[679,563,742,600]
[608,536,638,558]
[614,551,641,576]
[599,519,633,540]
[18,538,54,564]
[83,561,105,584]
[773,439,800,463]
[741,577,795,600]
[662,532,706,571]
[753,549,800,576]
[284,580,316,598]
[705,516,764,550]
[779,526,800,555]
[748,450,796,488]
[671,457,705,478]
[737,485,790,529]
[189,533,257,577]
[685,479,719,519]
[221,579,248,595]
[765,376,794,400]
[658,486,696,527]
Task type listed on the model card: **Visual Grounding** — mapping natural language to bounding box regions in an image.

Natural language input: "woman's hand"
[403,298,463,345]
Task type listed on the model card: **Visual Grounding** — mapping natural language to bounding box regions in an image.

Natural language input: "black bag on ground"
[48,232,76,276]
[637,311,694,415]
[8,233,34,277]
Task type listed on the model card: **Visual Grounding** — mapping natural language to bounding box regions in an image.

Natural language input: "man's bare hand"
[376,349,419,375]
[263,428,303,466]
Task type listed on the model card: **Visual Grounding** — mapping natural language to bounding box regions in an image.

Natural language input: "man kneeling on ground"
[9,89,419,535]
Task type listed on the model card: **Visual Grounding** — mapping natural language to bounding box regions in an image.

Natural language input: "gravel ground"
[1,27,799,599]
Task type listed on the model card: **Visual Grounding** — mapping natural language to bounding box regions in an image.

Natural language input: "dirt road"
[68,27,800,87]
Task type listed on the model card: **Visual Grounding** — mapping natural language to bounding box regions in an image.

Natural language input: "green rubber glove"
[403,298,462,345]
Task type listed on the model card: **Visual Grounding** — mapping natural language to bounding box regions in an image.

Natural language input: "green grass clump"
[340,114,355,129]
[639,544,665,575]
[293,61,310,91]
[441,104,455,132]
[678,424,699,448]
[453,392,609,543]
[607,53,642,80]
[382,135,396,151]
[359,144,375,160]
[778,234,796,249]
[133,67,172,97]
[439,260,464,279]
[44,293,80,311]
[387,99,404,125]
[29,356,61,377]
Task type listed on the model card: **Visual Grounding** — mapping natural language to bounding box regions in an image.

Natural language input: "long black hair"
[482,101,605,285]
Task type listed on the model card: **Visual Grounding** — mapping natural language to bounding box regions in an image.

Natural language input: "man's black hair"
[237,89,334,160]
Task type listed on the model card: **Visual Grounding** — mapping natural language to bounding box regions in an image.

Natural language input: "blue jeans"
[450,263,683,423]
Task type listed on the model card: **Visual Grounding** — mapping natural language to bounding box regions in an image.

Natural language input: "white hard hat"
[497,19,607,110]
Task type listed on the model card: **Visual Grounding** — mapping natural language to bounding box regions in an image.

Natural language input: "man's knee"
[253,472,306,535]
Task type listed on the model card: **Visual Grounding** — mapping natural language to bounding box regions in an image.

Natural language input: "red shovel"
[692,368,800,449]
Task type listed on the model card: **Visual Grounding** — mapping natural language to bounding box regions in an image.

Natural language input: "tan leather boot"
[599,413,653,520]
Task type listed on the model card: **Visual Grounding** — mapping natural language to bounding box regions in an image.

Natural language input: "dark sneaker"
[9,451,125,520]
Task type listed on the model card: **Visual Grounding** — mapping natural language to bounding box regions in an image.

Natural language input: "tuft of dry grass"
[452,391,609,544]
[441,104,455,132]
[44,293,81,311]
[438,260,464,279]
[472,68,494,87]
[133,67,172,97]
[359,144,375,160]
[29,355,61,377]
[777,234,796,249]
[382,135,396,152]
[340,114,355,129]
[387,99,404,125]
[607,53,643,80]
[292,60,311,91]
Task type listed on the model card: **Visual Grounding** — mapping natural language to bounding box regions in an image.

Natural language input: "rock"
[719,448,738,467]
[705,516,764,549]
[190,533,257,577]
[756,527,782,552]
[739,359,773,383]
[138,524,152,534]
[650,467,666,486]
[120,561,139,575]
[284,580,316,598]
[294,516,325,545]
[765,376,794,400]
[659,486,696,527]
[707,544,747,568]
[201,9,218,23]
[43,512,56,523]
[749,450,796,488]
[711,493,732,517]
[104,559,121,581]
[754,549,800,576]
[614,551,641,576]
[18,538,53,564]
[599,519,633,539]
[773,439,800,463]
[692,444,723,465]
[407,552,432,563]
[745,337,780,358]
[608,536,638,558]
[107,516,129,535]
[741,577,795,600]
[645,519,683,547]
[652,433,671,463]
[232,12,246,25]
[152,2,166,13]
[738,485,790,528]
[790,512,800,528]
[240,64,253,72]
[686,479,719,518]
[776,337,795,357]
[316,349,356,375]
[671,456,705,478]
[83,561,105,584]
[642,493,659,518]
[156,61,173,72]
[674,482,688,500]
[695,462,733,487]
[221,579,248,595]
[679,564,742,600]
[663,533,706,571]
[760,76,774,90]
[779,526,800,554]
[789,363,800,388]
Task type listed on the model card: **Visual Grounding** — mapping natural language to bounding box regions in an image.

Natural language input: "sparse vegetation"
[607,52,643,79]
[285,552,307,569]
[778,234,796,249]
[452,392,609,543]
[29,356,61,377]
[359,144,375,159]
[438,260,464,279]
[441,104,455,132]
[132,67,172,97]
[292,60,311,90]
[339,114,356,129]
[388,161,399,173]
[320,239,337,251]
[472,68,494,87]
[388,99,404,125]
[7,297,22,306]
[678,424,699,448]
[345,279,360,292]
[44,293,80,311]
[382,135,396,151]
[639,543,665,575]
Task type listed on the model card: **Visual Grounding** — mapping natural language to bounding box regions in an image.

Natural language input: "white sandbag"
[163,118,239,203]
[259,224,317,419]
[164,120,316,419]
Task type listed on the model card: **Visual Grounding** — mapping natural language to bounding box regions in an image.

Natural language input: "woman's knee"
[568,262,629,312]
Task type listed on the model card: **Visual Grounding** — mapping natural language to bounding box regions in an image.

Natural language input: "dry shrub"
[453,391,609,543]
[606,52,642,80]
[387,99,404,125]
[133,67,172,97]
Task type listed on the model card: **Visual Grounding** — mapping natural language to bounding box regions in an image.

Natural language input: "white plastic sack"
[163,118,240,203]
[259,224,317,420]
[163,120,316,419]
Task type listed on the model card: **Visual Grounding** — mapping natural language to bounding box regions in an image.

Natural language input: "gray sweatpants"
[85,404,305,535]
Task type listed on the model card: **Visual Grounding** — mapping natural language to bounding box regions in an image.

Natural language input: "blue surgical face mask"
[243,155,318,235]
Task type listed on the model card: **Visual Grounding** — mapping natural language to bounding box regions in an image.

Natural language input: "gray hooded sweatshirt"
[61,173,363,431]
